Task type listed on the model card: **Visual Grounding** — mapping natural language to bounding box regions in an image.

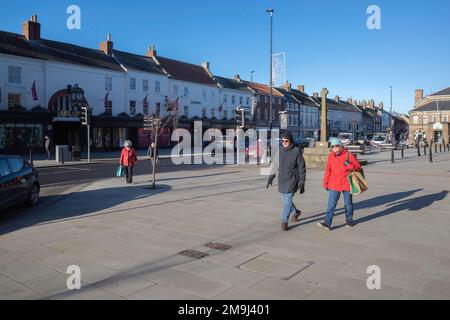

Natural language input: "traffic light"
[235,108,245,128]
[80,106,90,126]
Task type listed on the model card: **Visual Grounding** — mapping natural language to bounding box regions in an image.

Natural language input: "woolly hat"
[329,137,343,147]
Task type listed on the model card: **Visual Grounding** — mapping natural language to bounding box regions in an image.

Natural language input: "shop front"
[91,116,142,151]
[0,110,52,155]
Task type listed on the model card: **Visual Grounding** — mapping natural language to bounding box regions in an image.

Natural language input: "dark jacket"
[269,144,306,194]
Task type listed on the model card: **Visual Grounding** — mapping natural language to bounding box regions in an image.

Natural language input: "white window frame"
[155,81,161,93]
[130,78,136,91]
[8,66,22,84]
[143,79,148,92]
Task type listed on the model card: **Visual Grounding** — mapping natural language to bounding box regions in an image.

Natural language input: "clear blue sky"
[1,0,449,114]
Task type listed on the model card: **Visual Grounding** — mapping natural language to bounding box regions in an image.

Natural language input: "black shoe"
[289,210,302,223]
[281,222,289,231]
[317,222,331,231]
[346,221,356,228]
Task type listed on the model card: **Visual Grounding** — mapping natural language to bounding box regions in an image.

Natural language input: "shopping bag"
[116,165,125,177]
[346,152,368,195]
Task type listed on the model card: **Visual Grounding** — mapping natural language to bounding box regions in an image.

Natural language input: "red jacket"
[323,149,361,192]
[120,148,138,167]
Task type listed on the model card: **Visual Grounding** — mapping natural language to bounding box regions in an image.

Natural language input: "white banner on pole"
[272,52,286,87]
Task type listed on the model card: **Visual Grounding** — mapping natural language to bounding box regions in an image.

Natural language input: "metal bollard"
[391,148,395,163]
[424,145,427,155]
[429,144,433,163]
[60,147,64,164]
[440,144,442,153]
[417,143,421,157]
[435,143,437,153]
[401,147,404,158]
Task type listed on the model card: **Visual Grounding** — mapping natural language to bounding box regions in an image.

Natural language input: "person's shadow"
[0,184,171,235]
[353,190,449,225]
[290,188,424,229]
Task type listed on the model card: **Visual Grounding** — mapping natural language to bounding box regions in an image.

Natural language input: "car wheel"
[27,182,40,206]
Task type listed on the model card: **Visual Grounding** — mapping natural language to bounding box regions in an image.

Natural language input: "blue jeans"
[281,193,298,223]
[325,190,354,226]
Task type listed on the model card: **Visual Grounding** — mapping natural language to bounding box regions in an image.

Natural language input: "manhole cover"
[238,253,314,280]
[205,242,232,251]
[178,250,209,259]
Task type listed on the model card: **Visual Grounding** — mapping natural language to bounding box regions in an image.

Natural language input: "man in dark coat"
[267,132,307,231]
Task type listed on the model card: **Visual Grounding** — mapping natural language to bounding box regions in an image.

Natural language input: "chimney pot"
[22,15,41,41]
[202,61,210,71]
[415,89,424,102]
[100,34,114,56]
[297,85,305,93]
[146,45,157,58]
[335,95,340,102]
[234,74,241,81]
[313,92,319,99]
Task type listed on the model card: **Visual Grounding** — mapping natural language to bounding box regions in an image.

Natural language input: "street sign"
[433,122,443,130]
[279,111,287,129]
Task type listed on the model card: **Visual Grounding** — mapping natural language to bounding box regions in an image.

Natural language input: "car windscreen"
[7,158,24,173]
[0,159,11,177]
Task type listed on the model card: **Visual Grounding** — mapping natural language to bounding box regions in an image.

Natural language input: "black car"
[0,155,40,210]
[294,137,310,149]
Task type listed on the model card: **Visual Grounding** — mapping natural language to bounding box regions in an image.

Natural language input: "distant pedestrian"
[44,135,51,160]
[267,132,306,231]
[120,140,138,184]
[317,137,361,231]
[147,142,159,166]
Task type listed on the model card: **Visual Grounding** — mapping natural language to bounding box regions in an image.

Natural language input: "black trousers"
[124,166,134,183]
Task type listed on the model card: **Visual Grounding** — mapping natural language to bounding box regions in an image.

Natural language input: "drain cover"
[178,250,209,259]
[205,242,232,251]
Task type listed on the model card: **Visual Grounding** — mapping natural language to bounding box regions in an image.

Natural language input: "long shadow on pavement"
[0,184,171,235]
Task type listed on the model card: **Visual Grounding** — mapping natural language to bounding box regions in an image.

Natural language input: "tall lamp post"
[266,8,273,158]
[250,70,255,84]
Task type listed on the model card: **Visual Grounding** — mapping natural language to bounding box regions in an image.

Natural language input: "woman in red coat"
[317,137,361,231]
[120,140,138,184]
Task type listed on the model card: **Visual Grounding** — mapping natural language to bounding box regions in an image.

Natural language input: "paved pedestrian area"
[1,150,450,300]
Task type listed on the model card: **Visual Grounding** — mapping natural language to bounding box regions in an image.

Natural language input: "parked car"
[356,135,370,145]
[0,155,40,211]
[294,137,310,149]
[337,133,354,146]
[371,133,388,146]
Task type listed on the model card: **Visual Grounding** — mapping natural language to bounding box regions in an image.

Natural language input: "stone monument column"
[320,87,329,145]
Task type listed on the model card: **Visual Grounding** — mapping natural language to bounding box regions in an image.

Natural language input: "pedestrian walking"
[317,137,361,231]
[44,135,51,160]
[147,142,159,166]
[120,140,138,184]
[267,132,306,231]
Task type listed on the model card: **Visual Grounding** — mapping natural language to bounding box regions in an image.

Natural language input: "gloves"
[267,175,275,188]
[299,184,305,195]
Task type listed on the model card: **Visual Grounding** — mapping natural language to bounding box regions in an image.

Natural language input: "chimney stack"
[370,100,375,109]
[22,15,41,41]
[284,81,292,91]
[378,101,384,110]
[415,89,424,103]
[313,92,319,99]
[347,98,353,105]
[297,85,305,93]
[335,95,340,102]
[233,74,241,81]
[146,45,157,58]
[100,33,114,56]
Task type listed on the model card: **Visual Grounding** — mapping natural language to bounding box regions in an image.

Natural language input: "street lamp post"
[266,8,273,159]
[250,71,255,84]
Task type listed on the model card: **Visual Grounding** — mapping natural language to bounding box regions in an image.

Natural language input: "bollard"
[401,147,404,158]
[417,143,421,157]
[29,148,33,165]
[60,147,64,165]
[391,148,395,163]
[424,145,427,155]
[440,144,442,153]
[429,144,433,163]
[435,143,437,153]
